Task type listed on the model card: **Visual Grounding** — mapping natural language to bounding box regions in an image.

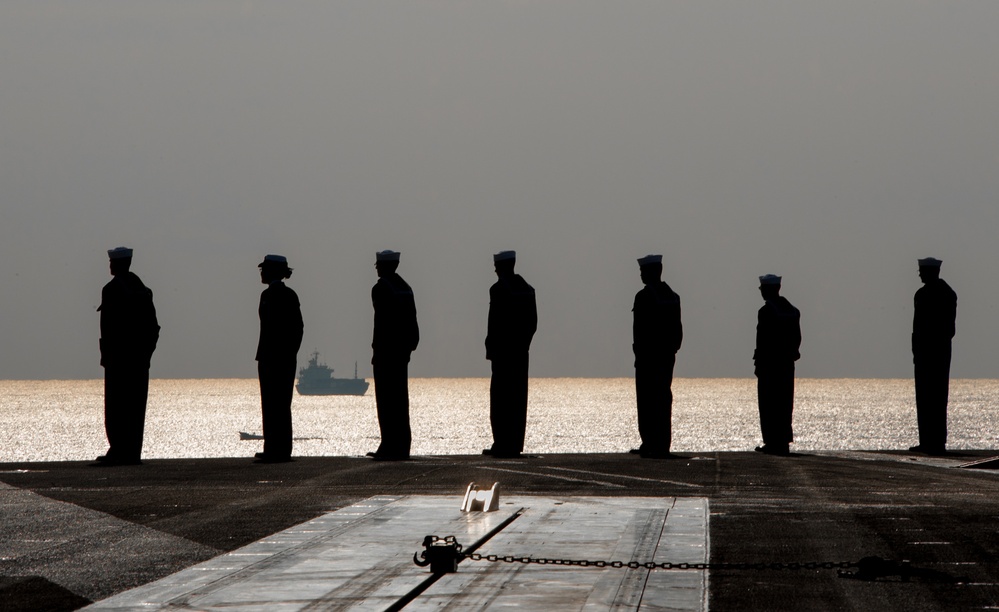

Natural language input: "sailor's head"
[375,250,400,276]
[637,254,662,285]
[918,257,942,283]
[759,274,782,299]
[107,246,133,275]
[259,254,293,283]
[493,250,516,277]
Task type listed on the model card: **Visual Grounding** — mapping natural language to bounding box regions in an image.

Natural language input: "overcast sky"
[1,1,997,380]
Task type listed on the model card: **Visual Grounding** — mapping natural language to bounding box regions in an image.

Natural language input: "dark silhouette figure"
[255,254,304,463]
[631,255,682,459]
[369,250,419,461]
[483,251,538,458]
[910,257,957,455]
[97,247,159,466]
[753,274,801,456]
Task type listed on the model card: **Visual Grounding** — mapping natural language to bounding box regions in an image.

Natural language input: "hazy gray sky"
[1,1,997,380]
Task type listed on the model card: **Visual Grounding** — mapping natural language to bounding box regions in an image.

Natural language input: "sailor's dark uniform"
[754,296,801,450]
[99,272,159,463]
[371,272,419,459]
[485,274,538,456]
[912,278,957,452]
[632,281,682,455]
[256,281,304,460]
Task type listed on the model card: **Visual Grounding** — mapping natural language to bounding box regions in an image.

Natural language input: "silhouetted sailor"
[753,274,801,456]
[631,254,682,459]
[483,251,538,458]
[910,257,957,456]
[97,247,159,466]
[369,250,419,461]
[255,254,304,463]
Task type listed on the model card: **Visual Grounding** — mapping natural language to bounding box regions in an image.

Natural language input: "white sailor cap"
[918,257,943,268]
[637,254,663,267]
[376,250,401,262]
[259,254,289,267]
[107,247,133,260]
[493,250,516,262]
[759,274,782,286]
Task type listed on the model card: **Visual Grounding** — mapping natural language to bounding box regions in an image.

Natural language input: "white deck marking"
[475,465,629,488]
[86,496,709,611]
[546,466,705,488]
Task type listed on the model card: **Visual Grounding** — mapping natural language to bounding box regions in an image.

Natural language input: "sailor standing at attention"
[97,246,160,466]
[910,257,957,455]
[631,254,682,459]
[255,254,304,463]
[368,250,420,461]
[753,274,801,457]
[483,250,538,458]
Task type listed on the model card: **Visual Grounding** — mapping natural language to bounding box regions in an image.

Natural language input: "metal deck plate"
[86,495,708,611]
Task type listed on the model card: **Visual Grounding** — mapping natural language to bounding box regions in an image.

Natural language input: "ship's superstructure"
[296,351,370,396]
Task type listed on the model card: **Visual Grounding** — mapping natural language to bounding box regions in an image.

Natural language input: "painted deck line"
[810,449,989,470]
[84,495,709,611]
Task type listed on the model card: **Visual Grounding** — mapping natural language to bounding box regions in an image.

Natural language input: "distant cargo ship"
[296,351,370,396]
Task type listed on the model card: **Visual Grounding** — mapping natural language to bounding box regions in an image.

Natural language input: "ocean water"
[0,378,997,463]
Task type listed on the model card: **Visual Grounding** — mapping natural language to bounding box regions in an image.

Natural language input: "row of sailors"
[94,247,956,464]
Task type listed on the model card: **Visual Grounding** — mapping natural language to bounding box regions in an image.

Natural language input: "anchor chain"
[462,553,859,573]
[415,535,962,582]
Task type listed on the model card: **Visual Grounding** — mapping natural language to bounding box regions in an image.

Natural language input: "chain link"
[463,552,858,572]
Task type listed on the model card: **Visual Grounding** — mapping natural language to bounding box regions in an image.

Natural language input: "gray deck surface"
[3,450,999,610]
[83,496,708,611]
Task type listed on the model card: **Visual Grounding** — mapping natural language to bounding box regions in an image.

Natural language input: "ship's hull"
[296,378,370,396]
